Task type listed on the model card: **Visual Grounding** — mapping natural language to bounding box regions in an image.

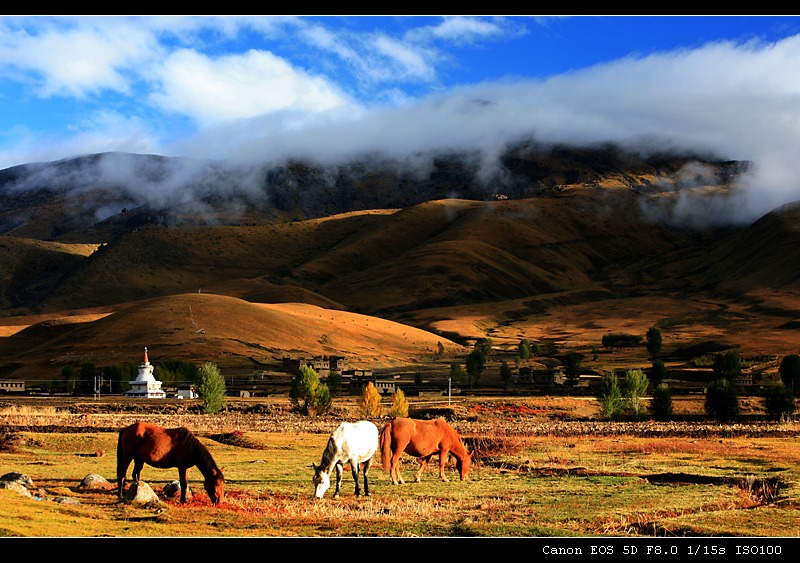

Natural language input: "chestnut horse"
[116,421,225,505]
[380,417,471,485]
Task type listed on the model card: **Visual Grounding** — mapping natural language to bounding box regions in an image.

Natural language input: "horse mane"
[177,427,220,477]
[317,436,339,474]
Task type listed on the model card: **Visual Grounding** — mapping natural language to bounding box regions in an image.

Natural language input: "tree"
[499,360,513,388]
[646,327,663,359]
[763,382,796,421]
[518,339,532,361]
[450,361,468,386]
[436,341,445,360]
[649,383,674,421]
[704,378,739,422]
[289,365,332,416]
[78,361,98,395]
[465,348,486,387]
[326,372,343,396]
[359,381,382,418]
[649,358,669,387]
[599,373,625,421]
[61,365,75,394]
[197,362,227,414]
[779,354,800,394]
[389,388,409,418]
[562,352,583,386]
[713,350,742,381]
[103,364,126,394]
[624,369,649,420]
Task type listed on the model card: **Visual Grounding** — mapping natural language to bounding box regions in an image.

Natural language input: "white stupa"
[124,347,166,399]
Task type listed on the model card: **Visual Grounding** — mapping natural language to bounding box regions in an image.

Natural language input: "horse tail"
[379,422,393,471]
[116,425,128,478]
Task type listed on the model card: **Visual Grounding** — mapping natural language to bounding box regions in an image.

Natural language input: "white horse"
[312,420,378,499]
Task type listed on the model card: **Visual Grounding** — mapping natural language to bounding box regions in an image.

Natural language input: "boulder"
[0,472,34,488]
[78,474,115,491]
[0,481,32,497]
[121,481,161,505]
[163,480,191,501]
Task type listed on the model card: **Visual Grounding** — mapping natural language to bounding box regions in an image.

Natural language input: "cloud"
[2,17,800,227]
[148,48,354,126]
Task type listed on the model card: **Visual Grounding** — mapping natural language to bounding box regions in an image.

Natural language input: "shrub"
[649,383,673,421]
[704,378,739,422]
[197,362,227,414]
[389,388,409,418]
[624,368,649,420]
[599,373,625,421]
[601,333,642,348]
[763,382,796,421]
[359,382,382,418]
[649,358,669,387]
[779,354,800,394]
[289,365,332,416]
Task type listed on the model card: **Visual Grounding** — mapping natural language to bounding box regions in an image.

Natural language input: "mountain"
[0,143,797,383]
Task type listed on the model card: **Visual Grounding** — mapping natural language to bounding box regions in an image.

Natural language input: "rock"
[122,481,161,505]
[53,496,80,505]
[0,472,34,488]
[0,481,32,497]
[163,480,191,501]
[78,474,115,491]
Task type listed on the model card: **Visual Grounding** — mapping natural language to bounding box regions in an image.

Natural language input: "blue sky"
[2,15,800,222]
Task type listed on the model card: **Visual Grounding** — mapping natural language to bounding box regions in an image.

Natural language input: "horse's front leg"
[415,455,432,482]
[117,459,131,498]
[438,450,450,482]
[333,462,344,499]
[179,467,189,503]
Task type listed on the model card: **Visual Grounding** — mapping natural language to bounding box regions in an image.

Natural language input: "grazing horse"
[117,421,225,505]
[312,420,378,499]
[380,417,471,485]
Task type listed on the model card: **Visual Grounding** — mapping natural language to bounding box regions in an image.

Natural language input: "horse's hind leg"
[117,458,131,498]
[415,455,432,482]
[132,458,144,483]
[362,458,373,496]
[390,450,405,485]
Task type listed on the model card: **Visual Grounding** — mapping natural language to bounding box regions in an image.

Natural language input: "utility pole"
[448,375,451,406]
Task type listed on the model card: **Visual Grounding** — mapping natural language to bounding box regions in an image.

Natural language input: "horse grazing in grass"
[312,420,378,499]
[380,417,471,485]
[117,421,225,505]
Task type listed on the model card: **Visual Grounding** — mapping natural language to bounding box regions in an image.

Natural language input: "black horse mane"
[178,427,220,477]
[317,437,339,474]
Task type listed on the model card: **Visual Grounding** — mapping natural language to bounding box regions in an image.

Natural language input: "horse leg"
[438,449,450,482]
[415,455,432,483]
[349,460,362,497]
[390,449,405,485]
[179,467,189,503]
[363,458,372,497]
[117,458,131,498]
[333,461,344,499]
[131,458,144,483]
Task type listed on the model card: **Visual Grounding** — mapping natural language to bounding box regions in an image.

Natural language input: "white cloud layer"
[1,17,800,225]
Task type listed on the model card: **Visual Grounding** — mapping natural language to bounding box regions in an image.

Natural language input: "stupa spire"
[143,346,149,364]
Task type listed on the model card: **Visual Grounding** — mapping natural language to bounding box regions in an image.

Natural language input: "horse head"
[204,466,225,505]
[456,452,472,481]
[311,463,331,499]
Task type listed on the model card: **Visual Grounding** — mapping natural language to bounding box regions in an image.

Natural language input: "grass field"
[1,396,799,538]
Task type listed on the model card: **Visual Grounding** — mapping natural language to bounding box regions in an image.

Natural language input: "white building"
[124,347,166,399]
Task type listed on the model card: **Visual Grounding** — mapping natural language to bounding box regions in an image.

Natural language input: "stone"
[121,481,161,505]
[78,474,115,491]
[0,472,34,488]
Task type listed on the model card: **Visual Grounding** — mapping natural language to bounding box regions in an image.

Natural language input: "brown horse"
[380,417,471,485]
[116,421,225,505]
